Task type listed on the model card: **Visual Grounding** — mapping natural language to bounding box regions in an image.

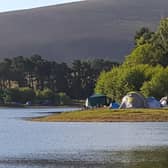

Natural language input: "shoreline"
[30,108,168,122]
[0,104,83,109]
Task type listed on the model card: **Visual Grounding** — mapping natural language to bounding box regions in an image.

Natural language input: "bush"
[3,87,35,104]
[58,92,72,105]
[35,88,59,105]
[19,87,35,103]
[141,67,168,99]
[95,65,151,101]
[3,88,21,103]
[35,89,72,105]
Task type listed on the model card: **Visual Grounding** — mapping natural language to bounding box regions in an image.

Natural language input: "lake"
[0,107,168,168]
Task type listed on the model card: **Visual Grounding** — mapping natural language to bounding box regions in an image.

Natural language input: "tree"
[0,59,14,89]
[95,65,151,101]
[141,67,168,99]
[125,44,164,66]
[70,59,118,99]
[49,62,71,93]
[0,55,119,101]
[94,71,108,95]
[155,18,168,51]
[134,27,154,46]
[3,88,21,103]
[127,18,168,67]
[70,60,94,99]
[151,18,168,66]
[91,59,119,76]
[11,56,27,87]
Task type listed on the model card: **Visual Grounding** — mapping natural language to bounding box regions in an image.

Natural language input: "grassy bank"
[31,108,168,122]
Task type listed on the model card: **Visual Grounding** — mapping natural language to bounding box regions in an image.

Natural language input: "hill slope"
[0,0,168,62]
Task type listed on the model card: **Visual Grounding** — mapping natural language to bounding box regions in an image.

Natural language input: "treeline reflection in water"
[0,147,168,168]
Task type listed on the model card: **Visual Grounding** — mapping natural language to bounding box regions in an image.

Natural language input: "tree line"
[95,18,168,101]
[0,55,118,103]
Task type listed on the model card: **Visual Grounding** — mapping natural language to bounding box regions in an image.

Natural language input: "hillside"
[0,0,168,62]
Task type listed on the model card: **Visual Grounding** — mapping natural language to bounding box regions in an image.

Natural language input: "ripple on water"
[0,108,168,167]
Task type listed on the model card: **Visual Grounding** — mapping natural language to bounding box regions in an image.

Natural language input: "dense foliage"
[0,55,118,102]
[126,18,168,67]
[95,18,168,101]
[1,87,71,105]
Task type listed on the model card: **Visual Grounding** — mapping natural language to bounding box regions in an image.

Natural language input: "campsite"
[85,92,164,109]
[31,88,168,122]
[1,1,168,167]
[32,91,168,122]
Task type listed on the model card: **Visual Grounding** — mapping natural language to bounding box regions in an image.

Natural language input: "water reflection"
[1,148,168,168]
[0,107,168,168]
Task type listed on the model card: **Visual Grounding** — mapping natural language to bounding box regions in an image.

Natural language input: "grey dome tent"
[119,92,148,109]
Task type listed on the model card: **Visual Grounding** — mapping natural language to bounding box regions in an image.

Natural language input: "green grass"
[31,108,168,122]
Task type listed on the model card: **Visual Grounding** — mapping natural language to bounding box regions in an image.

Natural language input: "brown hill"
[0,0,168,62]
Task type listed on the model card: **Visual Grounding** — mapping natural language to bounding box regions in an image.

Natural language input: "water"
[0,107,168,167]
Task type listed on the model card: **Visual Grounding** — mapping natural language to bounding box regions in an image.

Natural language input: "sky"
[0,0,83,12]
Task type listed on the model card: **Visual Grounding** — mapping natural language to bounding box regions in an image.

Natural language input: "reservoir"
[0,107,168,167]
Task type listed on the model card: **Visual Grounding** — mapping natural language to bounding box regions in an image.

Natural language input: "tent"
[146,97,161,108]
[109,101,120,109]
[119,92,148,109]
[160,96,168,107]
[85,94,109,108]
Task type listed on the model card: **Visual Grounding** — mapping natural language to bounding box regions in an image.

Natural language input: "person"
[109,100,120,109]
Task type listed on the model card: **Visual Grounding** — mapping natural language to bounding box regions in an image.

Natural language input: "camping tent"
[160,96,168,107]
[119,92,148,109]
[109,101,120,109]
[146,97,161,108]
[85,94,109,108]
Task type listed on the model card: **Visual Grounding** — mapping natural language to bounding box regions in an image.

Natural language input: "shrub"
[95,65,150,101]
[141,67,168,99]
[58,92,72,105]
[3,88,21,103]
[19,87,35,103]
[35,88,59,105]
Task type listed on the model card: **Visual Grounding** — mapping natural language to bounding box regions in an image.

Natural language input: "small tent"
[119,92,148,109]
[160,96,168,107]
[109,101,120,109]
[85,94,108,108]
[147,97,161,108]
